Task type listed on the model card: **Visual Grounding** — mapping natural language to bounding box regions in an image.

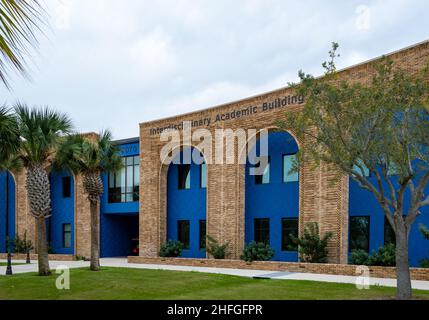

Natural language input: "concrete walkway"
[1,257,429,291]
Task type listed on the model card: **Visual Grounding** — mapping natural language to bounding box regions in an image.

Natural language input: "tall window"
[178,220,190,249]
[62,223,72,248]
[254,218,270,244]
[283,154,298,182]
[281,218,298,251]
[178,164,191,190]
[384,217,396,245]
[108,155,139,203]
[200,164,207,189]
[62,176,71,198]
[199,220,206,249]
[350,216,370,252]
[255,157,270,185]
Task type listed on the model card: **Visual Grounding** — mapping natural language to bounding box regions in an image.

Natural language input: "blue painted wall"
[167,147,206,258]
[100,141,140,257]
[0,171,15,253]
[245,131,299,261]
[349,175,429,267]
[49,171,75,254]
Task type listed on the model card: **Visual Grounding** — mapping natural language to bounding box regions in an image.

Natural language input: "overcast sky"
[1,0,428,139]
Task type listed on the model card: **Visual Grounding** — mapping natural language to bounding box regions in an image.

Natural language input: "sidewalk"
[1,258,429,291]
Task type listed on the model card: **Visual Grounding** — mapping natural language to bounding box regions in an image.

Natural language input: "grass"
[0,267,428,300]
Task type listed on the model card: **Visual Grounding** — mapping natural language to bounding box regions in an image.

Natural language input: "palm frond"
[0,0,46,89]
[0,105,20,163]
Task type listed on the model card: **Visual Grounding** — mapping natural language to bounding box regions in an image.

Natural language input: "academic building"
[1,40,429,267]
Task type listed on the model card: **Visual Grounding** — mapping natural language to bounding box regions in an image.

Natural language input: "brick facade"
[138,40,429,264]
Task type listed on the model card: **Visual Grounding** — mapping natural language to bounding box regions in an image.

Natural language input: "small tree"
[54,131,122,271]
[15,104,73,276]
[290,222,332,263]
[278,43,429,299]
[206,235,230,259]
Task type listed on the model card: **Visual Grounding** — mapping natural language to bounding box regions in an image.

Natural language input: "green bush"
[206,235,229,259]
[159,240,183,257]
[367,243,396,266]
[12,232,34,254]
[349,244,396,266]
[419,259,429,268]
[240,241,274,262]
[349,249,369,265]
[290,222,332,263]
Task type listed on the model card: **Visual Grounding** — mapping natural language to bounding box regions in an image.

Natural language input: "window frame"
[62,223,72,248]
[62,176,71,198]
[177,220,190,249]
[349,215,370,253]
[281,217,298,251]
[282,153,299,183]
[254,218,270,245]
[108,155,140,203]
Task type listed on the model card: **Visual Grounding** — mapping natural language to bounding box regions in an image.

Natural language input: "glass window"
[384,216,396,245]
[200,164,207,189]
[178,220,190,249]
[199,220,206,249]
[282,218,298,251]
[352,159,370,177]
[62,176,71,198]
[350,216,370,252]
[178,164,191,190]
[283,154,299,182]
[108,155,140,203]
[63,223,72,248]
[255,157,270,185]
[254,218,270,244]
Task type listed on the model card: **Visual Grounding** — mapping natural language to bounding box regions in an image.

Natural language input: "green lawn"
[0,267,428,300]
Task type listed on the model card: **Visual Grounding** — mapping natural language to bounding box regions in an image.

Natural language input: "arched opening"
[245,130,300,261]
[0,171,16,253]
[166,146,207,258]
[48,170,75,255]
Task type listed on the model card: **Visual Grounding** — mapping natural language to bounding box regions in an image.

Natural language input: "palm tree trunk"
[36,217,50,276]
[90,200,100,271]
[395,222,412,300]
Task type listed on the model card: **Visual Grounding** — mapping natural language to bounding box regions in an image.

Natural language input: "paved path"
[1,258,429,291]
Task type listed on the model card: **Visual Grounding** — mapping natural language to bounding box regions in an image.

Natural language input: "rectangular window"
[384,216,396,245]
[283,154,299,182]
[178,164,191,190]
[178,220,190,249]
[199,220,206,249]
[350,216,370,252]
[353,159,370,177]
[281,218,298,251]
[200,164,207,189]
[108,155,140,203]
[254,218,270,244]
[62,223,72,248]
[62,176,71,198]
[255,157,270,185]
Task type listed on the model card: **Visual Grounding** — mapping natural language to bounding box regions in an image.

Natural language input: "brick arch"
[234,127,303,259]
[158,144,209,256]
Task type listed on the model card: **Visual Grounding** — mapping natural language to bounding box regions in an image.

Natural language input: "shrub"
[349,249,369,265]
[367,243,396,266]
[159,240,183,257]
[420,259,429,268]
[13,232,34,254]
[290,222,332,263]
[206,235,229,259]
[240,241,274,262]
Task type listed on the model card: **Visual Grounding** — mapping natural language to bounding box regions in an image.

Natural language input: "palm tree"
[15,104,73,276]
[54,131,122,271]
[0,0,46,89]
